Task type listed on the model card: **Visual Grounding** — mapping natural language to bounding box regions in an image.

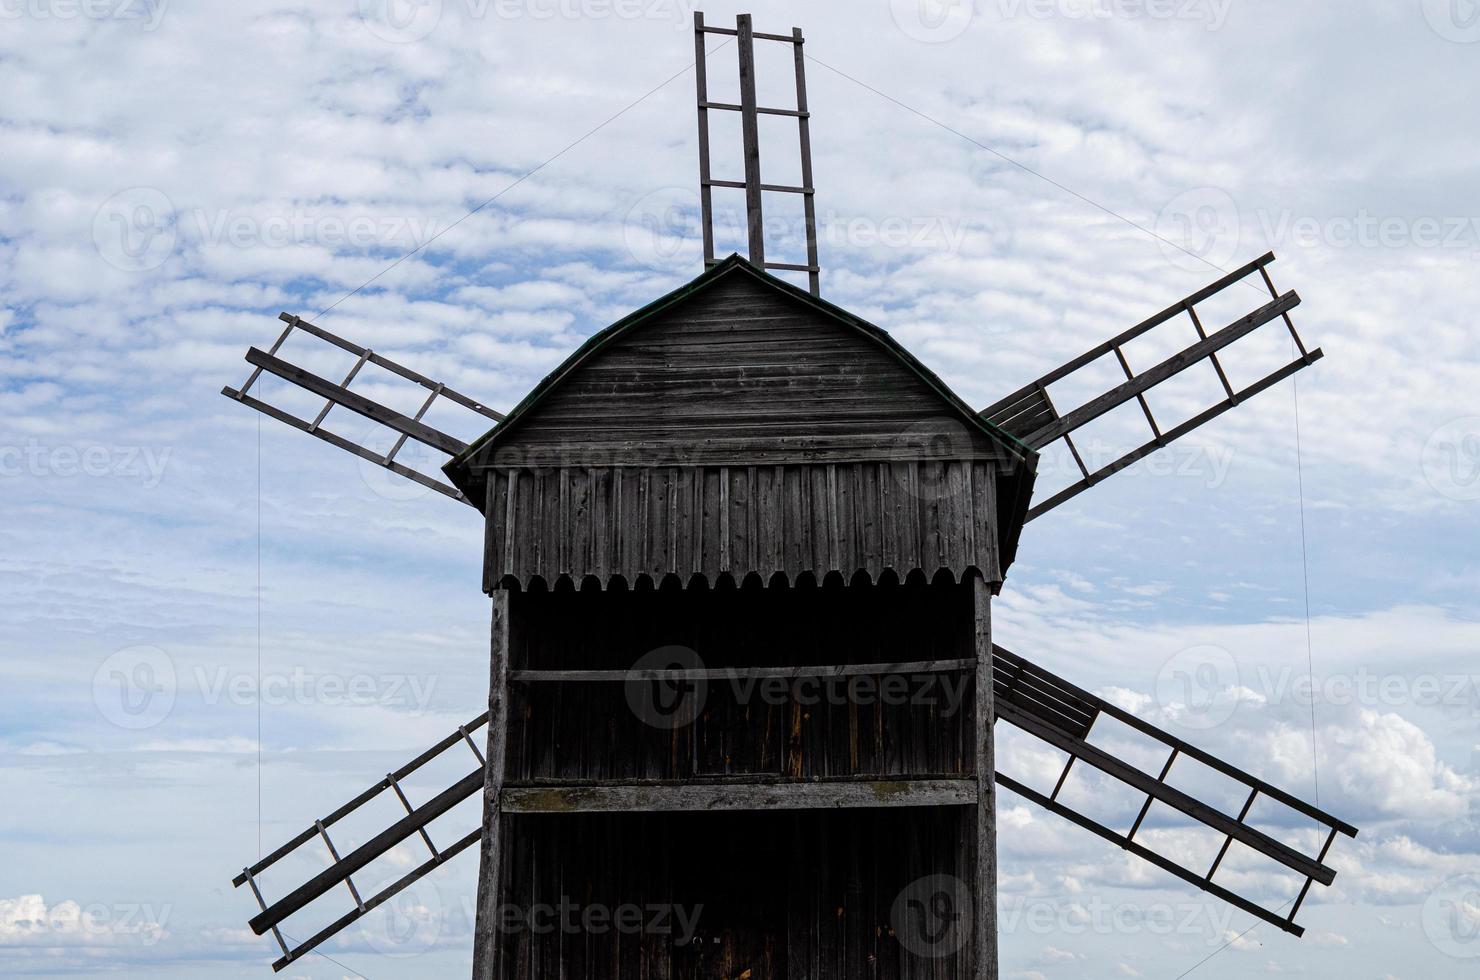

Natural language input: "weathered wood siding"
[477,273,1009,466]
[482,461,1003,589]
[489,808,976,980]
[505,579,978,783]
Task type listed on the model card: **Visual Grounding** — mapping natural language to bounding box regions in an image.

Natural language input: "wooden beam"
[973,576,998,980]
[1020,291,1301,449]
[735,13,766,264]
[276,312,503,421]
[997,701,1337,884]
[471,590,512,980]
[243,347,469,456]
[220,385,469,504]
[997,773,1305,938]
[993,645,1357,837]
[1024,349,1324,522]
[509,658,974,683]
[980,252,1279,415]
[500,778,977,813]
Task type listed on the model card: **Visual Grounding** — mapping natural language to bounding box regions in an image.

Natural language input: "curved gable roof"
[447,254,1032,486]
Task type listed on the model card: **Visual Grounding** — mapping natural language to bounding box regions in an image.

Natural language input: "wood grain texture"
[482,460,1003,590]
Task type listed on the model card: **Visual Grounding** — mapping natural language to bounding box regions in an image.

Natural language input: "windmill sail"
[222,312,503,503]
[992,645,1357,937]
[982,252,1322,521]
[234,647,1355,970]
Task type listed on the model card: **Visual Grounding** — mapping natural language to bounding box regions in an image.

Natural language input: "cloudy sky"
[2,0,1479,977]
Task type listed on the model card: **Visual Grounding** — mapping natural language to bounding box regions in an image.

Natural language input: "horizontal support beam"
[700,101,810,118]
[997,772,1304,937]
[1021,290,1301,448]
[704,178,814,194]
[698,24,799,43]
[997,700,1336,884]
[511,658,975,683]
[277,313,503,422]
[243,347,469,456]
[502,779,977,812]
[1025,349,1329,524]
[221,386,469,504]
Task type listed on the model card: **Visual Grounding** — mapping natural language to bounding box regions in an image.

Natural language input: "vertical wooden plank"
[791,26,820,295]
[736,14,766,264]
[472,589,512,980]
[693,11,716,266]
[972,575,997,980]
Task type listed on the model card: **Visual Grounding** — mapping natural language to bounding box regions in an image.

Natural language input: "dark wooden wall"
[505,578,978,784]
[490,807,976,980]
[482,461,1004,590]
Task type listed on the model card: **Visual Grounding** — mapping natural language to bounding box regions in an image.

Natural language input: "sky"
[1,0,1479,977]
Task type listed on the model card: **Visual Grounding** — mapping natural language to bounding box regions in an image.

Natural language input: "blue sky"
[2,0,1479,977]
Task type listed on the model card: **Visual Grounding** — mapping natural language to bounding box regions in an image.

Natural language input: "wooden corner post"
[974,575,998,980]
[471,589,511,980]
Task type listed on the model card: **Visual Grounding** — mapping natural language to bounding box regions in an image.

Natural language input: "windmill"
[224,13,1356,978]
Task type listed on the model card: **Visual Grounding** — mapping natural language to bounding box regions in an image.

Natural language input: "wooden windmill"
[225,14,1357,978]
